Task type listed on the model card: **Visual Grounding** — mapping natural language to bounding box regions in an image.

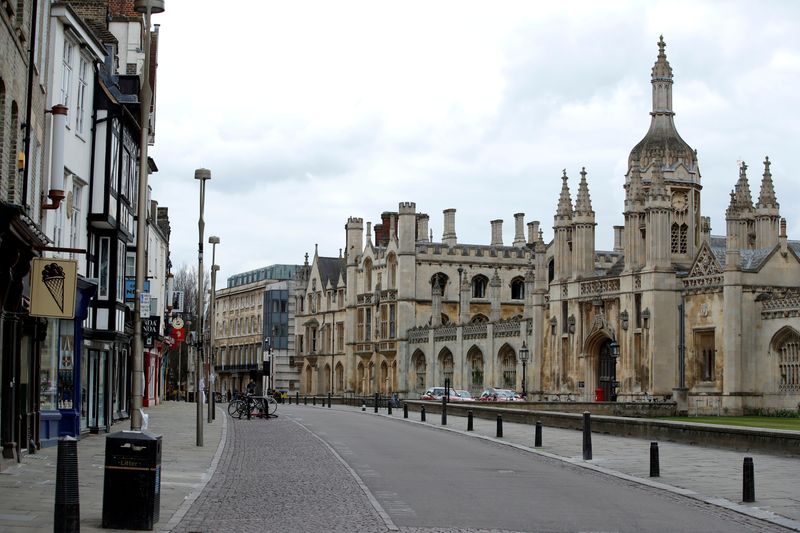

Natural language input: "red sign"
[170,327,185,344]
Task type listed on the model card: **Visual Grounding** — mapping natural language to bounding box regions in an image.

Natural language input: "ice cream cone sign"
[30,258,78,319]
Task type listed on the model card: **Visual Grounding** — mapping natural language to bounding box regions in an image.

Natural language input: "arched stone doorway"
[598,340,616,401]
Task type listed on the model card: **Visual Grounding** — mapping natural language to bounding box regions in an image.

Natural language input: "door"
[598,341,616,401]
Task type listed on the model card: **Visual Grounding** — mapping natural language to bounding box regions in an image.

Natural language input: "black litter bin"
[102,431,162,530]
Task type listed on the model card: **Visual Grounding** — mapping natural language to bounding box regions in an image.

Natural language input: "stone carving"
[463,322,488,339]
[684,245,723,288]
[580,278,620,295]
[761,288,800,319]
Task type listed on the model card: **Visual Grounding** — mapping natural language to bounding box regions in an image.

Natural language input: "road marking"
[290,417,399,531]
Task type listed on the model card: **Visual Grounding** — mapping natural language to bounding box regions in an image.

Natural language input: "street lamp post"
[519,341,529,399]
[130,0,164,431]
[609,340,620,401]
[208,236,220,423]
[195,168,210,446]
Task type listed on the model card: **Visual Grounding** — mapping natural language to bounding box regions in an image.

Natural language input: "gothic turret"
[572,167,596,277]
[645,154,672,269]
[725,162,756,249]
[553,170,573,279]
[623,156,646,271]
[755,157,780,248]
[627,36,701,264]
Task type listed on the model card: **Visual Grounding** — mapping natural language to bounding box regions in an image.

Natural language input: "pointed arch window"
[774,328,800,392]
[501,351,517,389]
[364,258,373,292]
[439,350,454,385]
[671,223,679,253]
[679,223,688,254]
[472,275,488,299]
[511,277,525,300]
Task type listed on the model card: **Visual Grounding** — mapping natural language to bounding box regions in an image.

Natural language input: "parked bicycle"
[227,393,278,419]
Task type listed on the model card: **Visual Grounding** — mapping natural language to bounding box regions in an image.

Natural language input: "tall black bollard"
[296,391,300,405]
[743,457,755,502]
[304,395,307,405]
[374,393,379,413]
[388,401,392,415]
[467,410,474,431]
[496,415,503,438]
[328,393,332,408]
[650,442,660,477]
[403,403,408,419]
[582,411,592,460]
[421,406,426,421]
[313,396,316,406]
[288,394,292,405]
[441,396,447,426]
[54,437,80,533]
[535,420,542,447]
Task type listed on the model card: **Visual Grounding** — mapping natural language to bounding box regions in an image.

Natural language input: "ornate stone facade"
[296,38,800,414]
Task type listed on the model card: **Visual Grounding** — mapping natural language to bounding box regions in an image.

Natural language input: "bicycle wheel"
[267,396,278,415]
[227,399,241,417]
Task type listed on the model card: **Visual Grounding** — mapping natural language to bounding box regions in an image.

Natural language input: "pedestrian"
[199,377,206,404]
[247,379,256,395]
[226,389,232,402]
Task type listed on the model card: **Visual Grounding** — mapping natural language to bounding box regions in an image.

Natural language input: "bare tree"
[173,263,210,330]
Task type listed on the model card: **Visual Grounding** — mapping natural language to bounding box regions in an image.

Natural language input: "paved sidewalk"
[319,403,800,531]
[0,401,224,533]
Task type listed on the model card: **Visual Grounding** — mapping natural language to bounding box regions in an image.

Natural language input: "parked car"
[420,387,462,401]
[453,390,476,402]
[478,388,525,402]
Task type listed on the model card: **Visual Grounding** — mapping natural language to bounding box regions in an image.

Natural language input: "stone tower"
[626,36,701,266]
[572,167,596,277]
[553,170,573,280]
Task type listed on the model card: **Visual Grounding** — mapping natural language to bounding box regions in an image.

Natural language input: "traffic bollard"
[304,396,307,405]
[54,437,80,533]
[535,420,542,447]
[441,396,447,426]
[743,457,755,502]
[388,401,392,415]
[421,406,426,422]
[467,410,473,431]
[328,393,332,408]
[496,415,503,438]
[374,393,379,413]
[650,442,660,477]
[582,411,592,460]
[296,392,300,405]
[313,396,316,406]
[361,402,366,411]
[403,403,408,418]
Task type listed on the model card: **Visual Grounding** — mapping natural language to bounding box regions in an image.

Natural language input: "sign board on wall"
[143,316,160,348]
[125,278,150,301]
[30,258,78,319]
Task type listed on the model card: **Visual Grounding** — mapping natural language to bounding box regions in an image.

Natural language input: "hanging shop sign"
[30,258,78,319]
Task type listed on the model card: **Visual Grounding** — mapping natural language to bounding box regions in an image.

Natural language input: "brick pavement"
[0,401,224,533]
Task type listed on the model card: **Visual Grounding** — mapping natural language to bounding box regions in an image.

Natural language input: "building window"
[414,353,426,392]
[501,351,517,389]
[380,305,388,339]
[364,259,372,292]
[61,39,74,107]
[387,254,397,288]
[76,57,88,134]
[679,223,688,254]
[695,330,715,382]
[472,275,488,298]
[389,303,396,339]
[365,308,372,341]
[775,329,800,392]
[440,351,454,385]
[357,308,364,341]
[99,237,110,298]
[511,277,525,300]
[634,293,642,329]
[336,322,344,351]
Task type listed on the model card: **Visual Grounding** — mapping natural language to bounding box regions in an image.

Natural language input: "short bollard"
[304,396,307,405]
[288,394,292,405]
[467,410,474,431]
[496,415,503,438]
[403,403,408,418]
[328,393,332,408]
[296,392,300,405]
[582,411,592,460]
[441,396,447,426]
[421,406,426,422]
[743,457,755,502]
[374,393,379,413]
[54,437,80,533]
[361,402,366,411]
[313,396,316,406]
[388,401,392,415]
[534,420,542,447]
[650,442,660,477]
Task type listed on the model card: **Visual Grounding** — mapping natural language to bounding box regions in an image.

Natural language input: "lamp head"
[610,341,620,358]
[209,235,220,245]
[134,0,165,14]
[194,168,211,181]
[518,341,529,362]
[133,0,164,13]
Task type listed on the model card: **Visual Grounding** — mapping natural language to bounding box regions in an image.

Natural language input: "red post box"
[595,388,604,402]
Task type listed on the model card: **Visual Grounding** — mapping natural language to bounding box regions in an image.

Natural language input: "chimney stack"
[513,213,525,248]
[527,221,540,244]
[491,219,504,246]
[442,209,457,246]
[417,214,430,243]
[613,225,624,252]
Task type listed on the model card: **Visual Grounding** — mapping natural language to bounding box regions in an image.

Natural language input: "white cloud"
[149,0,800,284]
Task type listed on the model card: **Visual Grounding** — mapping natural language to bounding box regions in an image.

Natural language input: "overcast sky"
[149,0,800,286]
